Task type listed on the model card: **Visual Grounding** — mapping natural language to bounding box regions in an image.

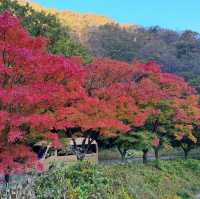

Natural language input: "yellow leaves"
[162,195,182,199]
[173,95,199,108]
[175,124,193,132]
[174,132,184,141]
[188,133,197,143]
[174,124,197,143]
[163,143,173,151]
[187,95,199,105]
[173,95,200,127]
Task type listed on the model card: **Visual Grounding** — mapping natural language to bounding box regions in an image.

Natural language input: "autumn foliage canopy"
[0,12,200,174]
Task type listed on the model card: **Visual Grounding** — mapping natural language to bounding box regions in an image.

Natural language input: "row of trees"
[0,11,200,175]
[4,0,200,95]
[87,24,200,93]
[85,59,200,162]
[3,0,200,95]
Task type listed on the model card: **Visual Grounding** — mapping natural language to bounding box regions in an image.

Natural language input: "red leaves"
[0,12,199,175]
[0,11,20,31]
[85,58,135,95]
[35,162,44,173]
[0,12,83,174]
[136,61,161,74]
[133,112,148,127]
[7,130,23,143]
[84,57,200,138]
[25,114,55,130]
[96,119,130,136]
[175,132,184,141]
[172,95,200,143]
[135,78,165,104]
[152,137,160,147]
[45,133,62,149]
[0,145,38,174]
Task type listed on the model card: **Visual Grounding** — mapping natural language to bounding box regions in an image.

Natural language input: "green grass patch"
[34,160,200,199]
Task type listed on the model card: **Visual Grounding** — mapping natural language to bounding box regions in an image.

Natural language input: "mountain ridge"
[17,0,138,41]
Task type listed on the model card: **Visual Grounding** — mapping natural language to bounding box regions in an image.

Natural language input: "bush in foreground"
[33,160,200,199]
[34,162,110,199]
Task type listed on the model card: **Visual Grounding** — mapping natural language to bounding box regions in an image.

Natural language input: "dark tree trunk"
[183,149,189,160]
[117,146,127,162]
[184,150,188,160]
[154,148,159,161]
[76,152,86,161]
[121,151,127,162]
[4,174,9,184]
[180,145,190,160]
[142,149,148,164]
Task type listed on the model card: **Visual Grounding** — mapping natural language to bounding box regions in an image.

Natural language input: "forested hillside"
[0,0,92,62]
[88,25,200,92]
[17,0,126,42]
[4,0,200,93]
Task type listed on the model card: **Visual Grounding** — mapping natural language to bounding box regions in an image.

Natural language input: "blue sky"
[32,0,200,32]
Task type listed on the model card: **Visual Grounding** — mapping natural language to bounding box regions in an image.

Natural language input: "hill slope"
[18,0,137,42]
[1,0,92,62]
[16,0,200,93]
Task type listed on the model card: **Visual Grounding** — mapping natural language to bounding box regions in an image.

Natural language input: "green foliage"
[176,192,190,199]
[49,37,91,63]
[34,160,200,199]
[66,162,111,199]
[34,165,70,199]
[98,148,121,160]
[104,160,200,199]
[114,131,153,161]
[34,162,110,199]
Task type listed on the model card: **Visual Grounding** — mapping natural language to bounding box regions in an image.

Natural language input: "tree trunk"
[183,149,189,160]
[4,174,9,185]
[154,148,159,161]
[142,149,148,164]
[121,151,126,162]
[76,152,86,161]
[180,145,190,160]
[117,146,127,162]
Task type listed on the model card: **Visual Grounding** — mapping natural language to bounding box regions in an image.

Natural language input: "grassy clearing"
[98,147,200,161]
[103,160,200,199]
[34,159,200,199]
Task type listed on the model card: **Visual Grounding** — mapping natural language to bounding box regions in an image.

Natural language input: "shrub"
[65,162,110,199]
[34,160,200,199]
[34,165,70,199]
[34,162,110,199]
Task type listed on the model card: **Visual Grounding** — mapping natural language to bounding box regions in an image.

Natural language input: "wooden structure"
[33,138,98,170]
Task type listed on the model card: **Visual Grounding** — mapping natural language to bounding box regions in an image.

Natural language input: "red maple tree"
[84,58,200,162]
[171,95,200,159]
[0,11,85,174]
